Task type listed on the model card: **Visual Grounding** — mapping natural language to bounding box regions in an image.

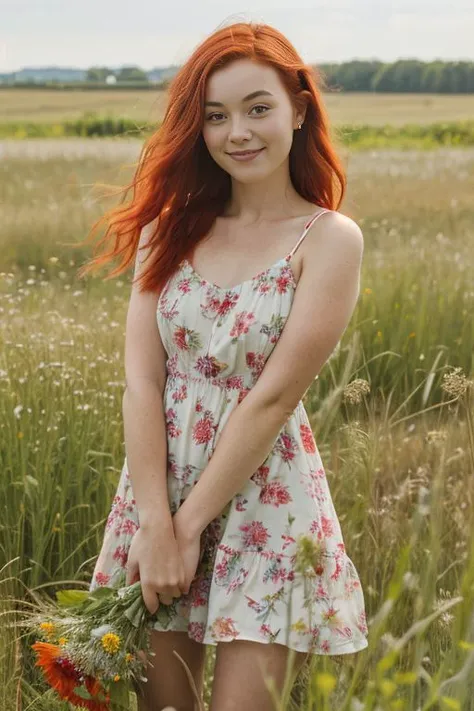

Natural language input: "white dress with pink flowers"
[90,208,369,655]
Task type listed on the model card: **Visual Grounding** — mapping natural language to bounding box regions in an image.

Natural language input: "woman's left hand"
[172,510,203,594]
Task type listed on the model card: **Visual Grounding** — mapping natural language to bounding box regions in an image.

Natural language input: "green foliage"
[320,58,474,93]
[2,115,474,148]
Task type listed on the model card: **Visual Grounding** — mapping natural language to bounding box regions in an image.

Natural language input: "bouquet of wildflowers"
[19,569,171,710]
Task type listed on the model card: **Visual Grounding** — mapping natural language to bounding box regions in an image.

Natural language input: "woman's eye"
[206,105,270,122]
[250,104,270,115]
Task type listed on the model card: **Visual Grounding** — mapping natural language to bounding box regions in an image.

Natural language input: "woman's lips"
[227,148,265,162]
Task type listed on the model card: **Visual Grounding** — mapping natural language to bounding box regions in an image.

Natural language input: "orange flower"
[32,642,111,710]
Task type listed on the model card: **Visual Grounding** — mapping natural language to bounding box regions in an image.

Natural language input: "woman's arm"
[174,213,364,540]
[122,218,173,533]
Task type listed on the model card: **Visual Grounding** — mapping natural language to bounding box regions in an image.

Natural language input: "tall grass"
[1,142,473,710]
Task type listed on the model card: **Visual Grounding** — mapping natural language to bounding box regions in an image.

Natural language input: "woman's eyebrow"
[204,89,274,108]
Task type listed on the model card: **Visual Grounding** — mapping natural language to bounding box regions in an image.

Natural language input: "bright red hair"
[76,21,346,295]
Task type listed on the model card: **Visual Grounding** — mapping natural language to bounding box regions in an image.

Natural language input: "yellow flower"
[17,432,24,439]
[379,679,397,698]
[125,653,134,663]
[314,672,336,695]
[58,637,68,646]
[363,287,372,295]
[113,675,121,682]
[40,622,56,638]
[290,618,307,633]
[101,632,121,654]
[393,671,418,685]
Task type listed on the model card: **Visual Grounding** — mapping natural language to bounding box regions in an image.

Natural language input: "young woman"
[83,20,368,711]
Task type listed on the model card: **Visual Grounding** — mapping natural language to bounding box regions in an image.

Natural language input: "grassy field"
[2,88,474,126]
[1,137,474,710]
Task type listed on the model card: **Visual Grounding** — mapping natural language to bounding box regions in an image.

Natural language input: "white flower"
[13,405,23,419]
[90,624,113,638]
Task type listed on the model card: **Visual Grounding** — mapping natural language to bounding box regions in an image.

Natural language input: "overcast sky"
[1,0,473,72]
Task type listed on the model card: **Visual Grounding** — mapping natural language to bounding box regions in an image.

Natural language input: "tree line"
[86,59,474,93]
[318,59,474,93]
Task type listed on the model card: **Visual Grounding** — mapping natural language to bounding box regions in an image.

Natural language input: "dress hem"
[149,621,369,656]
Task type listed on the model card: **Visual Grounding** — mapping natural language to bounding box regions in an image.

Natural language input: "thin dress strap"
[288,208,332,258]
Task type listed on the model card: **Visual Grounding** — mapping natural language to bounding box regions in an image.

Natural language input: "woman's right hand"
[125,523,187,615]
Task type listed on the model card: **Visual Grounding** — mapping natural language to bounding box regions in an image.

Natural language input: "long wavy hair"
[76,21,347,295]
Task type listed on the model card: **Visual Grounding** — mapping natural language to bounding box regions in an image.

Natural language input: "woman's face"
[201,58,304,184]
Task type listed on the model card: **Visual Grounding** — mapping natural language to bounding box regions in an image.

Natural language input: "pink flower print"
[281,533,296,551]
[323,605,343,627]
[263,559,289,585]
[246,596,267,615]
[274,431,299,464]
[275,271,293,293]
[218,292,240,317]
[259,481,292,507]
[121,518,138,536]
[173,326,190,351]
[188,622,205,643]
[229,311,256,339]
[309,519,322,537]
[330,555,344,584]
[357,610,369,635]
[260,623,272,638]
[165,353,179,378]
[300,423,316,453]
[239,520,270,550]
[257,280,272,294]
[177,276,193,294]
[210,616,239,641]
[235,494,248,511]
[165,408,182,439]
[215,558,229,582]
[193,412,216,447]
[171,383,187,404]
[190,573,211,607]
[195,354,227,379]
[227,568,249,593]
[106,494,134,535]
[319,639,331,653]
[321,516,335,538]
[251,464,269,486]
[112,544,128,568]
[225,375,245,392]
[237,387,251,404]
[246,351,266,378]
[94,572,111,586]
[335,626,354,641]
[195,396,205,413]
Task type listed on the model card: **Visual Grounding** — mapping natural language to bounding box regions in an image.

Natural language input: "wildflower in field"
[343,378,371,405]
[441,367,473,399]
[425,429,447,446]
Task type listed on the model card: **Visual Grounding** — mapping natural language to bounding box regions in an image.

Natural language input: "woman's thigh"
[134,629,206,711]
[209,639,308,711]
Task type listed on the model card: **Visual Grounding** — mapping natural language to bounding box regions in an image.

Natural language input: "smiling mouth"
[227,148,265,156]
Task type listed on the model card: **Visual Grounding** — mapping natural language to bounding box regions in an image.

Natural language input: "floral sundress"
[90,207,369,656]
